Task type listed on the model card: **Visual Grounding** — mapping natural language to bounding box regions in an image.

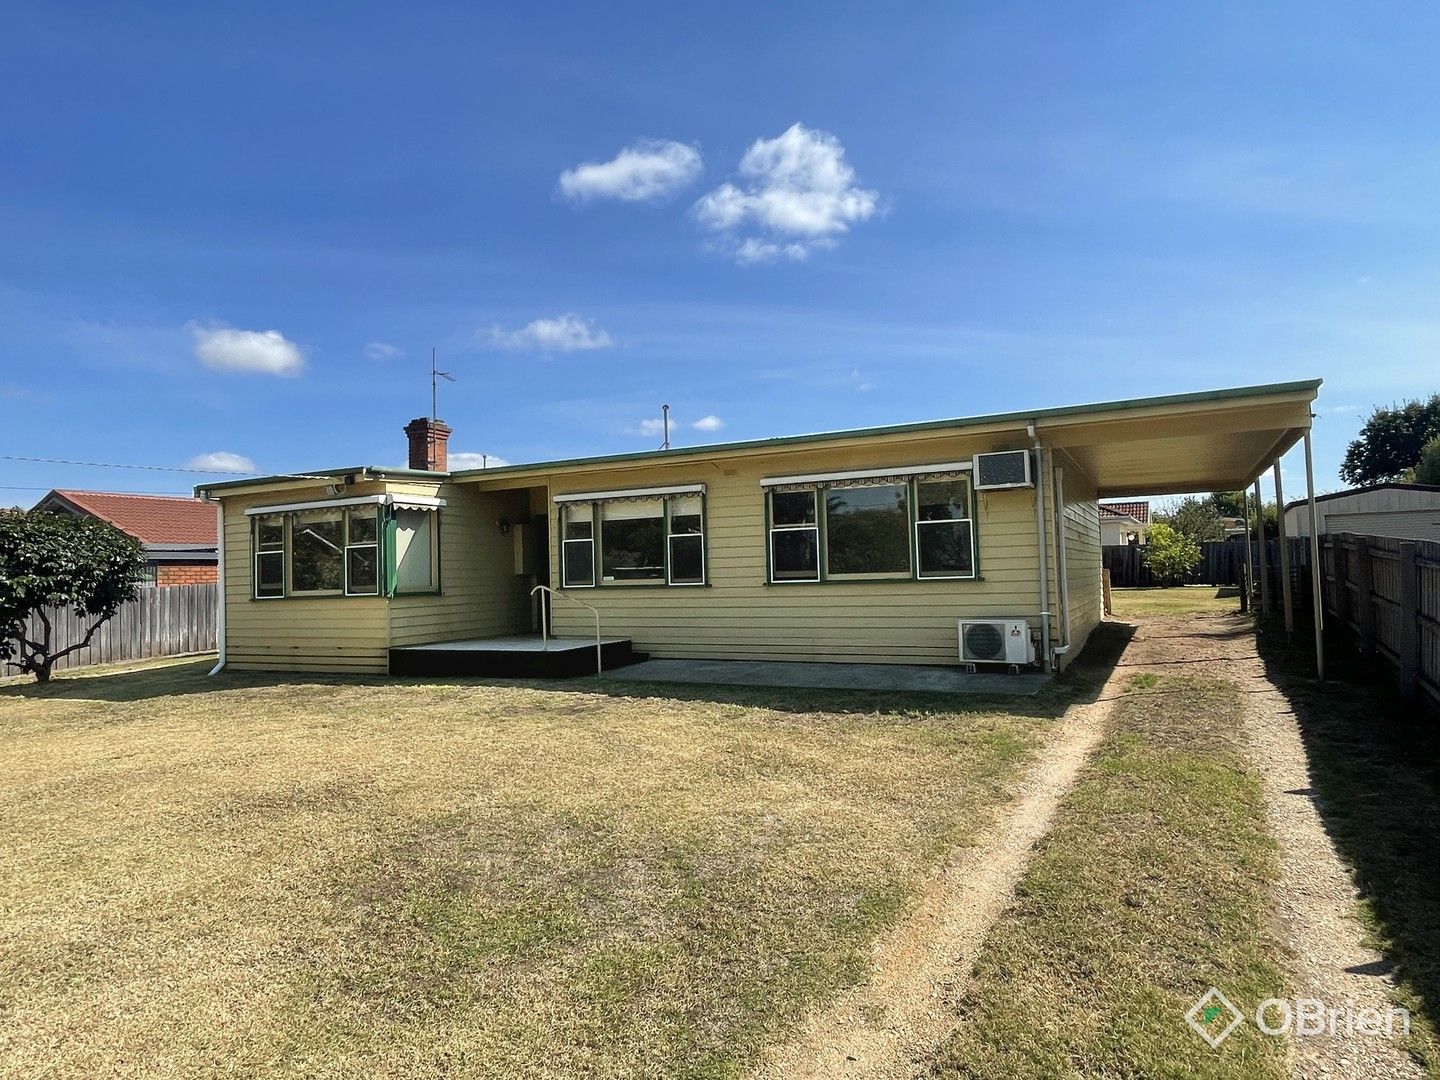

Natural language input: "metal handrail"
[530,585,603,675]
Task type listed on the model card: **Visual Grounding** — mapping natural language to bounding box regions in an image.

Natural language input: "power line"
[0,454,256,475]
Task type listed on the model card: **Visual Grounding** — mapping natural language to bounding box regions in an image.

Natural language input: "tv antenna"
[431,346,455,420]
[660,404,671,450]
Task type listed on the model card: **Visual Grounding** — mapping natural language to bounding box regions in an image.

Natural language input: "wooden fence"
[1319,533,1440,710]
[3,583,217,676]
[1105,537,1310,591]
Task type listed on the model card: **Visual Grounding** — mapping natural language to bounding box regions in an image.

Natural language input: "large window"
[248,500,440,599]
[601,498,665,583]
[767,472,976,583]
[824,484,910,578]
[394,508,438,593]
[558,489,707,587]
[291,508,344,594]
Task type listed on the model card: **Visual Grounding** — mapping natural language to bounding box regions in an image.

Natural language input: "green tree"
[1340,394,1440,485]
[1155,496,1227,543]
[0,511,147,683]
[1142,522,1202,586]
[1414,436,1440,486]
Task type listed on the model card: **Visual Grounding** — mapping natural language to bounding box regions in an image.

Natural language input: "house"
[1283,483,1440,542]
[1099,501,1150,546]
[194,379,1322,678]
[33,490,219,585]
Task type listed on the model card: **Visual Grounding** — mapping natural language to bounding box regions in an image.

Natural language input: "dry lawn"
[0,658,1055,1080]
[1110,585,1241,618]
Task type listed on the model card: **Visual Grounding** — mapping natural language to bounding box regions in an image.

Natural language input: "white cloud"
[364,341,402,361]
[692,415,724,432]
[625,418,667,438]
[187,451,257,473]
[489,314,613,353]
[191,324,304,376]
[694,123,879,263]
[447,451,511,470]
[559,139,703,203]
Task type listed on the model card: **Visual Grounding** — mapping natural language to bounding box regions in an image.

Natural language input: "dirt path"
[1126,611,1422,1080]
[754,645,1129,1080]
[758,611,1424,1080]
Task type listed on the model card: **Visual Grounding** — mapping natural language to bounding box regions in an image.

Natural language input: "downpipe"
[1029,423,1053,673]
[206,499,226,676]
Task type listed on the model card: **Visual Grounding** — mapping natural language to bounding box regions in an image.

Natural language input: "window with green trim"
[767,473,976,583]
[394,508,438,593]
[559,492,707,587]
[253,514,286,598]
[345,507,381,595]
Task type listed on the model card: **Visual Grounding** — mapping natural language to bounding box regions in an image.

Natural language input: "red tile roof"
[40,490,217,545]
[1099,500,1150,523]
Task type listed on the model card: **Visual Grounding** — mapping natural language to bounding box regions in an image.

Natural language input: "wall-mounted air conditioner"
[972,450,1033,490]
[959,618,1036,665]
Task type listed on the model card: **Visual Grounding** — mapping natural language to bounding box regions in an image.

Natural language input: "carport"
[1032,378,1325,676]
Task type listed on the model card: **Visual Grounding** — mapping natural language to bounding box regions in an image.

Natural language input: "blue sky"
[3,2,1438,503]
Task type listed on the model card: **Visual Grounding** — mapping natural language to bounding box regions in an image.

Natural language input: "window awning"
[761,462,972,491]
[554,483,706,504]
[245,494,446,516]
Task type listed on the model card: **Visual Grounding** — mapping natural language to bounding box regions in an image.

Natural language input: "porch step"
[389,635,643,679]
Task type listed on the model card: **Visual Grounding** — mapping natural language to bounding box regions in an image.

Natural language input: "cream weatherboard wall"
[387,485,533,647]
[529,436,1086,667]
[1057,460,1103,657]
[219,481,393,674]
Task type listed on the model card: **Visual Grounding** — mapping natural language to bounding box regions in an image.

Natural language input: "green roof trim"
[449,378,1322,480]
[194,379,1320,496]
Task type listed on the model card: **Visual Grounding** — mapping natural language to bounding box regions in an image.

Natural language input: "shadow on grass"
[1257,621,1440,1066]
[0,624,1136,722]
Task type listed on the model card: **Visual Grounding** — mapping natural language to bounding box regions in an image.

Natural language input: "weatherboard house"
[195,380,1322,678]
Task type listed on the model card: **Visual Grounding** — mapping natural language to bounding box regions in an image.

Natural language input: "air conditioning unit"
[959,618,1035,665]
[972,449,1033,490]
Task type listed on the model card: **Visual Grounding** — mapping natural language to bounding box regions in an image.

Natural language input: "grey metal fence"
[3,583,217,676]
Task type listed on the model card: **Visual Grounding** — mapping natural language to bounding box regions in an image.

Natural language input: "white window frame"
[343,507,381,597]
[253,513,287,600]
[666,495,706,587]
[560,503,597,589]
[767,489,821,584]
[913,476,978,581]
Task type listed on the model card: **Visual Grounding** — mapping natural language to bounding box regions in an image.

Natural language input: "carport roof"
[456,378,1321,498]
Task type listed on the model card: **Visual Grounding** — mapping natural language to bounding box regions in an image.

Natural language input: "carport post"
[1304,430,1326,679]
[1239,486,1252,612]
[1274,462,1294,637]
[1254,478,1270,616]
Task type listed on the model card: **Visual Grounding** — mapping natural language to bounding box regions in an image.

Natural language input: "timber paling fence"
[1104,538,1308,590]
[3,583,217,676]
[1319,533,1440,711]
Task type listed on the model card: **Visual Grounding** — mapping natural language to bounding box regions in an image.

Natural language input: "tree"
[1142,522,1202,586]
[0,511,146,683]
[1155,496,1227,543]
[1340,394,1440,485]
[1415,436,1440,486]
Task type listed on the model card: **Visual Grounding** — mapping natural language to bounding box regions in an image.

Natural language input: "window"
[345,507,380,595]
[601,498,665,583]
[667,494,705,585]
[769,490,820,582]
[394,508,438,593]
[915,479,975,578]
[561,503,595,587]
[766,472,977,583]
[254,513,286,598]
[290,508,344,594]
[558,488,708,587]
[824,483,910,579]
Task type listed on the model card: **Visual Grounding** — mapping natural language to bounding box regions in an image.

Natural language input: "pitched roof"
[1100,500,1150,523]
[37,490,217,546]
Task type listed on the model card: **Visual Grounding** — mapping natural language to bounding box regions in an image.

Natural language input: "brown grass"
[0,659,1051,1079]
[1110,585,1242,618]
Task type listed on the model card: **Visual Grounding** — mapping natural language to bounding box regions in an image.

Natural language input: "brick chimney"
[404,417,453,471]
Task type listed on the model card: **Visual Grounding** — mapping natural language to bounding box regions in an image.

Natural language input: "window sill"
[765,575,983,586]
[559,582,711,590]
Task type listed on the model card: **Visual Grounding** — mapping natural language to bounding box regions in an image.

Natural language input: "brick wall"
[154,563,218,587]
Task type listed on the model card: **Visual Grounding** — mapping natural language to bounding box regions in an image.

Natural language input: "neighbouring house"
[1099,500,1150,546]
[1283,483,1440,542]
[194,380,1321,678]
[33,490,219,585]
